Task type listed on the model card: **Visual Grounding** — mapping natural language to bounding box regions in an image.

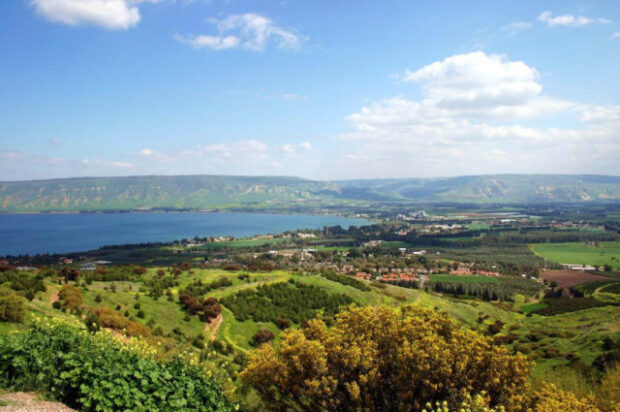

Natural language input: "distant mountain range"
[0,174,619,212]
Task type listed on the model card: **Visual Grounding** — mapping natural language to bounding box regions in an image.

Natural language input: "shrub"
[0,288,26,322]
[251,329,275,347]
[0,321,233,411]
[275,318,290,330]
[494,333,519,345]
[94,294,103,303]
[133,267,147,275]
[487,320,504,335]
[241,305,531,411]
[58,285,82,310]
[527,383,600,411]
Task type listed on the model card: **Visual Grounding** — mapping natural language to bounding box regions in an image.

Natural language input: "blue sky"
[1,0,619,180]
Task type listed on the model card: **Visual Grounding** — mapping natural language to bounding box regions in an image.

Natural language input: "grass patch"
[520,302,547,314]
[531,241,620,270]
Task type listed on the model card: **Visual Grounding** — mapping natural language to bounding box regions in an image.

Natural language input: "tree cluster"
[221,280,353,325]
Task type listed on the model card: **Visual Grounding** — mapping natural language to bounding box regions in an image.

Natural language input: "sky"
[1,0,619,181]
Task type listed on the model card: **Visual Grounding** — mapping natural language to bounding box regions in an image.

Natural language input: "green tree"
[0,287,26,322]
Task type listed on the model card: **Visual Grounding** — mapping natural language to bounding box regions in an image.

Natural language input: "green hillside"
[337,174,620,203]
[1,174,619,212]
[0,175,339,212]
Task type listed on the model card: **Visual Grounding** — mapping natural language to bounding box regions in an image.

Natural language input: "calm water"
[0,212,369,256]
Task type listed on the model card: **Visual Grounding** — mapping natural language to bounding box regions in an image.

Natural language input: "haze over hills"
[0,174,619,212]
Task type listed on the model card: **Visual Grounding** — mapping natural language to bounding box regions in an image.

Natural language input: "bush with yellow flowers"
[241,305,531,411]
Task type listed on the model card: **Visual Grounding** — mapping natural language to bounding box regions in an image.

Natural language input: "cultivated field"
[531,241,620,270]
[541,270,610,290]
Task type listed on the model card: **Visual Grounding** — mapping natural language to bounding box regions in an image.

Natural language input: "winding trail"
[49,288,59,304]
[205,314,223,340]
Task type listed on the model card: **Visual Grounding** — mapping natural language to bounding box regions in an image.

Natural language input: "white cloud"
[176,13,304,51]
[279,142,313,158]
[538,10,611,27]
[400,51,570,118]
[201,140,268,159]
[0,150,135,180]
[137,148,177,162]
[610,31,620,40]
[281,144,295,154]
[334,52,620,178]
[80,159,133,168]
[173,33,240,50]
[502,21,533,36]
[30,0,144,30]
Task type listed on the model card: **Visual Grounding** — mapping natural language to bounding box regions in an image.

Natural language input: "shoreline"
[0,212,371,257]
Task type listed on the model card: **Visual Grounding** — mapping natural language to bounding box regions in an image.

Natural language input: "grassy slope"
[12,268,620,377]
[531,241,620,270]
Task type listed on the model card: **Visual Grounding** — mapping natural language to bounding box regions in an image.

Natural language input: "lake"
[0,212,369,256]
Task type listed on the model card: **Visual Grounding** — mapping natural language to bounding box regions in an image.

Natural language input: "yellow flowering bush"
[241,305,531,411]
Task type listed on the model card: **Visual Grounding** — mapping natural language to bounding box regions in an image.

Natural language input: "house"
[379,273,399,282]
[356,272,371,280]
[478,270,500,277]
[562,264,596,271]
[58,257,73,265]
[450,268,472,275]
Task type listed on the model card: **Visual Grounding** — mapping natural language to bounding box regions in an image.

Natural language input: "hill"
[0,175,338,212]
[335,174,620,203]
[0,174,619,212]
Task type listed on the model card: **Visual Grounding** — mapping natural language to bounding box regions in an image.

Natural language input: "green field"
[428,274,500,284]
[530,241,620,270]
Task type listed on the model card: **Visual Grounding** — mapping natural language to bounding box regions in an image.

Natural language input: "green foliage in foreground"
[0,321,233,412]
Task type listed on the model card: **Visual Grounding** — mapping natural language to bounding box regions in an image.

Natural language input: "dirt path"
[49,288,59,304]
[0,392,75,412]
[205,314,223,340]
